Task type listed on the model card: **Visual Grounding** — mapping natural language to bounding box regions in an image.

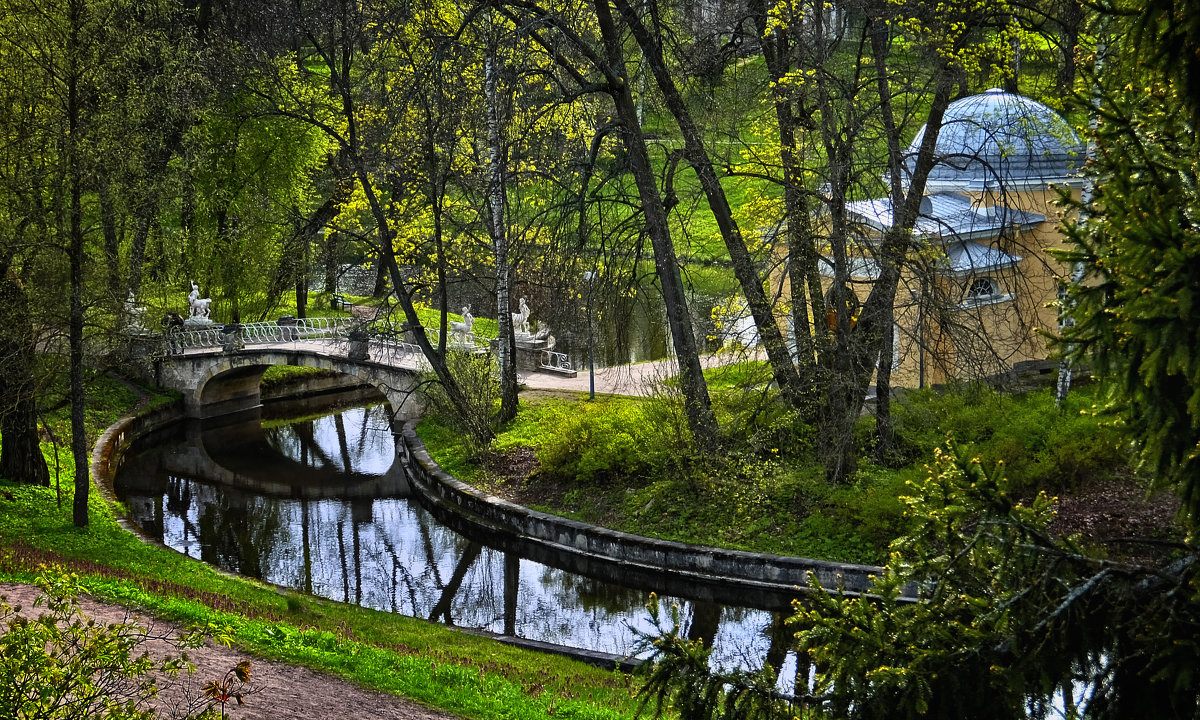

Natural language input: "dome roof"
[905,88,1083,191]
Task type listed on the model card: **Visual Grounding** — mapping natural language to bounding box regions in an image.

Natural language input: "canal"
[113,397,802,683]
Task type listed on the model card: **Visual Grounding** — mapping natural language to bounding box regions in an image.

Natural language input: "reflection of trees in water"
[539,566,651,613]
[428,542,482,625]
[262,406,393,475]
[196,484,290,579]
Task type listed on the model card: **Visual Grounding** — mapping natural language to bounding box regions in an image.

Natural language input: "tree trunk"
[614,0,806,409]
[324,231,340,294]
[296,248,308,319]
[751,0,827,406]
[68,0,89,526]
[372,253,388,298]
[1056,0,1082,97]
[126,202,155,298]
[485,36,519,423]
[0,269,49,487]
[593,0,718,446]
[826,65,955,481]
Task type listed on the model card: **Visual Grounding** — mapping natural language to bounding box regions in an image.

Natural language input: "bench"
[331,293,355,311]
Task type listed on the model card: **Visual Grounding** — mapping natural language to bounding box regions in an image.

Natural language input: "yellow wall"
[775,185,1080,388]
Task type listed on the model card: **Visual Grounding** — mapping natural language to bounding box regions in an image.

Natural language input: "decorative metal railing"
[539,349,574,372]
[363,334,424,365]
[160,317,492,372]
[163,317,354,352]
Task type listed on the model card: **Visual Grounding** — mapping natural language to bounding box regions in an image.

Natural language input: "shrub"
[0,573,231,719]
[420,349,500,452]
[536,400,668,485]
[890,384,1130,492]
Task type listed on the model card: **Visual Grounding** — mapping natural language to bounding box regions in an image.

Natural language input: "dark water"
[113,402,801,681]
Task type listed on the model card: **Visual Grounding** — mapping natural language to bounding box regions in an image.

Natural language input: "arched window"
[967,276,999,299]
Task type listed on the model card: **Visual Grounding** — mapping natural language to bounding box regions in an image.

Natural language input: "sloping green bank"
[419,369,1140,565]
[0,375,642,720]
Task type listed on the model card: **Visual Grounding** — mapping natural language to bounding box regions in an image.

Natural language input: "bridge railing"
[364,334,425,366]
[164,317,355,352]
[160,317,497,372]
[417,327,491,353]
[539,349,574,373]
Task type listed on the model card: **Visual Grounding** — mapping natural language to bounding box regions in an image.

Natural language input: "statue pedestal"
[184,316,215,330]
[491,336,554,371]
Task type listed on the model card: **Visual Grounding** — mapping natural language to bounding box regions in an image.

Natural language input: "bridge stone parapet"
[153,346,423,419]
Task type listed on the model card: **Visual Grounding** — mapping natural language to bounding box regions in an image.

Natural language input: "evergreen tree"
[1059,0,1200,531]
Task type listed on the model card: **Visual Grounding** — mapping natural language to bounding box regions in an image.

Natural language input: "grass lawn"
[418,371,1149,566]
[0,374,646,720]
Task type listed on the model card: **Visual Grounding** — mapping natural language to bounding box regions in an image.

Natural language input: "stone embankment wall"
[90,399,187,545]
[400,425,889,598]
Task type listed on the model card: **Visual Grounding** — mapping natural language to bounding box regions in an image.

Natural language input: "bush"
[0,573,229,719]
[420,349,500,453]
[536,400,668,485]
[890,384,1129,492]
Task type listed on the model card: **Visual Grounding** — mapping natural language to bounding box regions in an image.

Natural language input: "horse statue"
[450,305,475,345]
[512,297,531,337]
[188,281,213,319]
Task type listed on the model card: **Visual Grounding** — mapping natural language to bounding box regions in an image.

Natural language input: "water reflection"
[114,403,799,675]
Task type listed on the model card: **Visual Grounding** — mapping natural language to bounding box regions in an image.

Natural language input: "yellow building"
[815,89,1084,388]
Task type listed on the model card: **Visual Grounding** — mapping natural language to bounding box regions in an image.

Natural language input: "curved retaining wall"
[90,399,189,545]
[400,425,886,598]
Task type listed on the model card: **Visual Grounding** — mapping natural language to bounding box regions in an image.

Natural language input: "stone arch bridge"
[149,318,429,420]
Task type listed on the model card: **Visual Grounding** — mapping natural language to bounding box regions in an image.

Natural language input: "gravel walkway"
[0,583,459,720]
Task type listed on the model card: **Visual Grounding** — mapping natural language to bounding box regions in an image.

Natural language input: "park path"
[518,350,754,396]
[0,582,458,720]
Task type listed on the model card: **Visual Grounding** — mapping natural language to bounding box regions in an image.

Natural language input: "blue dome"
[905,89,1084,191]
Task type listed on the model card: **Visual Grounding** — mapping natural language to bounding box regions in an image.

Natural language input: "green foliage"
[634,449,1195,720]
[790,447,1200,720]
[536,400,667,486]
[0,573,209,720]
[420,380,1138,564]
[888,384,1128,492]
[420,348,500,452]
[258,365,338,393]
[633,594,787,720]
[1057,58,1200,529]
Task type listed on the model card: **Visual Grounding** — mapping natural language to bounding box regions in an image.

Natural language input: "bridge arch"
[155,348,422,421]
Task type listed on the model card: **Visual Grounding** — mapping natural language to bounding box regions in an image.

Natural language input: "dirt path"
[0,583,460,720]
[521,348,764,397]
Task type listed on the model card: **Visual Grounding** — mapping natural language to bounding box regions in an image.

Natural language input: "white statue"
[512,297,531,337]
[450,305,475,345]
[188,281,213,319]
[123,290,147,331]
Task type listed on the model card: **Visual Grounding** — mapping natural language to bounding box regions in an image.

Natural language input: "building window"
[967,276,1000,299]
[958,275,1013,309]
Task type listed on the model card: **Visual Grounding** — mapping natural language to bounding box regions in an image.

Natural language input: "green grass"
[0,376,646,720]
[260,364,340,392]
[418,372,1136,566]
[413,306,500,340]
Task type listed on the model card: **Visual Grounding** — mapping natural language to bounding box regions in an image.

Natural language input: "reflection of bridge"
[150,316,724,418]
[119,408,410,501]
